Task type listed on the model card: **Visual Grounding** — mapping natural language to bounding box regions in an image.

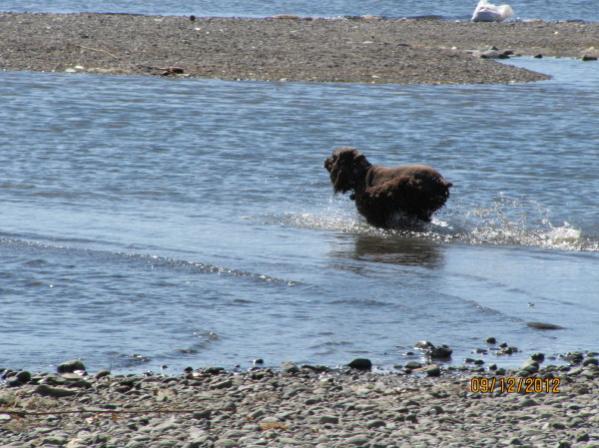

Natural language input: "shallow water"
[1,58,598,373]
[2,0,598,22]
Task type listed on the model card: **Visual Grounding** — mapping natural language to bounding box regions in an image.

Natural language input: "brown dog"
[324,147,452,228]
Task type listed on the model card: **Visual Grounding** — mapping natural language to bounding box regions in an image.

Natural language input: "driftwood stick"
[75,44,120,59]
[1,408,206,417]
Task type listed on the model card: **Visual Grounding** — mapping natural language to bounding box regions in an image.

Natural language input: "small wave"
[174,330,221,356]
[309,340,353,350]
[108,352,152,368]
[0,236,302,286]
[330,297,392,307]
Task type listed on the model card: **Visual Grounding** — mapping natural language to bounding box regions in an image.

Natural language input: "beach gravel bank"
[1,13,597,84]
[1,363,598,447]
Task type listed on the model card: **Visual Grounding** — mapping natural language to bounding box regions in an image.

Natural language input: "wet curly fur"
[324,147,452,228]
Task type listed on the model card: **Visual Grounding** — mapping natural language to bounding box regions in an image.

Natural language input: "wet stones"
[465,358,485,366]
[530,352,545,363]
[496,343,519,356]
[429,345,453,360]
[563,352,584,365]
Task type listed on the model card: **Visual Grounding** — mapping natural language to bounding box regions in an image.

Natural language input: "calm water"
[1,0,598,22]
[1,58,598,374]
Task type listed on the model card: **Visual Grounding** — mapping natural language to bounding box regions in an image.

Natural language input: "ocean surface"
[1,57,598,374]
[1,0,598,22]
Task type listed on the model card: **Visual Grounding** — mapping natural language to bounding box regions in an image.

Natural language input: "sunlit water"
[1,0,597,22]
[1,57,598,374]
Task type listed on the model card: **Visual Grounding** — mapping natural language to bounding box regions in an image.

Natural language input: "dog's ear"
[335,147,360,162]
[353,153,370,171]
[325,147,371,194]
[324,154,335,172]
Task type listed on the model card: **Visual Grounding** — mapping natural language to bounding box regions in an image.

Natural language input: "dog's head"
[324,147,372,194]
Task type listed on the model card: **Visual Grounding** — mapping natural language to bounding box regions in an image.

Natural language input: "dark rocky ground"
[1,13,597,84]
[1,353,599,447]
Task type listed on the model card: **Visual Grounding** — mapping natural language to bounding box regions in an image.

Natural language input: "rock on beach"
[57,359,86,374]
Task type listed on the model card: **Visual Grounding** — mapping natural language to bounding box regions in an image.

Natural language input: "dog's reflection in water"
[334,233,445,269]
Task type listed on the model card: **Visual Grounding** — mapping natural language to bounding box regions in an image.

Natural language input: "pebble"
[319,415,339,424]
[281,362,300,374]
[530,353,545,362]
[211,379,233,389]
[429,345,452,360]
[576,433,590,442]
[347,435,370,446]
[348,358,372,371]
[16,371,32,384]
[35,384,78,398]
[414,364,441,377]
[366,419,386,428]
[215,439,237,448]
[57,359,86,374]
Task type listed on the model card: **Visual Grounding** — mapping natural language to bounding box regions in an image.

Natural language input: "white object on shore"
[471,0,514,22]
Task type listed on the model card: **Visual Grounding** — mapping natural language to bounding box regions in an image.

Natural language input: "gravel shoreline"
[0,13,598,84]
[2,356,598,447]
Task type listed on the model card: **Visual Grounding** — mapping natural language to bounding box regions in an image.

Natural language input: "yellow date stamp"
[469,376,560,393]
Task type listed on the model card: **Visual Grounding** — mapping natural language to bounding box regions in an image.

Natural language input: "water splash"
[275,194,596,252]
[460,195,588,251]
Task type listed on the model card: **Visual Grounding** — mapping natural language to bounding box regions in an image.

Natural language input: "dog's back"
[362,164,452,224]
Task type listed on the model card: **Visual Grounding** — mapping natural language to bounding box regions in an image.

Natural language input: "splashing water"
[277,193,592,252]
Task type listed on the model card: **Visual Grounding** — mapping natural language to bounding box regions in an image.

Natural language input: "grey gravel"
[6,13,599,85]
[1,364,598,447]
